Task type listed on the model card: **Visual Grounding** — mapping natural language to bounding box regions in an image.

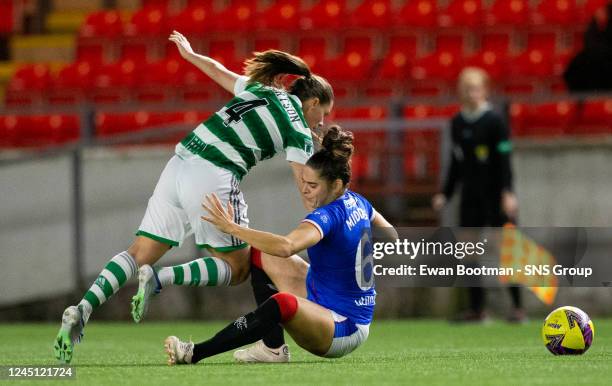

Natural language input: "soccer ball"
[542,306,594,355]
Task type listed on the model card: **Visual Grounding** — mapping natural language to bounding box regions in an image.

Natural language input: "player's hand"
[201,193,237,234]
[501,190,518,220]
[168,30,195,60]
[431,193,446,211]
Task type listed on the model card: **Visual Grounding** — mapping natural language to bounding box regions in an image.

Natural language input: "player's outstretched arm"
[202,194,321,257]
[168,30,240,94]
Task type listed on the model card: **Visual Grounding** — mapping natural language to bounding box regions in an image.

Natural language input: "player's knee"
[225,254,250,285]
[128,237,169,266]
[271,292,299,322]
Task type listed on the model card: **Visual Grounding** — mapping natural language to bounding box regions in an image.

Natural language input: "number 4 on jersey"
[223,99,269,126]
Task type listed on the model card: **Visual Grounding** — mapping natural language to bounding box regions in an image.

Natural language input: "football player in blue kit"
[164,125,394,363]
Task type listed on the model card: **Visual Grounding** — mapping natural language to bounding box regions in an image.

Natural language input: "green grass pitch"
[1,320,611,385]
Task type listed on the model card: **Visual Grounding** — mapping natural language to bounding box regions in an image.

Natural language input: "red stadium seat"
[403,129,440,180]
[5,64,52,106]
[514,101,578,136]
[54,61,93,90]
[327,37,374,80]
[465,50,508,80]
[259,0,302,30]
[0,115,20,147]
[396,0,439,28]
[350,0,393,29]
[0,1,14,34]
[572,99,612,135]
[253,37,282,52]
[77,10,122,63]
[331,105,389,184]
[436,34,466,55]
[480,33,511,54]
[89,60,140,104]
[301,0,347,30]
[378,36,417,79]
[134,59,182,103]
[404,104,436,119]
[486,0,530,26]
[7,64,52,92]
[96,111,155,137]
[208,39,243,73]
[213,0,259,31]
[168,3,214,35]
[465,33,511,79]
[532,0,577,25]
[439,0,484,27]
[120,42,149,62]
[297,36,329,72]
[509,33,557,77]
[46,114,81,144]
[76,44,105,64]
[80,10,123,38]
[332,105,389,120]
[410,50,462,82]
[404,104,460,118]
[509,102,528,135]
[0,114,80,147]
[410,35,465,82]
[578,0,609,23]
[124,6,168,36]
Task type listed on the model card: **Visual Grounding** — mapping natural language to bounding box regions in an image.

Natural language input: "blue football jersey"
[302,190,376,325]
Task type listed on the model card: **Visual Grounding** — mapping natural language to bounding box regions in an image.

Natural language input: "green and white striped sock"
[157,257,232,287]
[78,251,138,322]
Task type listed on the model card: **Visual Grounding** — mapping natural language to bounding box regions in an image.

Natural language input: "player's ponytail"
[244,50,311,86]
[244,50,334,106]
[306,125,354,186]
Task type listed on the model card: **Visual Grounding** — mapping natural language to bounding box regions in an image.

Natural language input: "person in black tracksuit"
[432,67,524,322]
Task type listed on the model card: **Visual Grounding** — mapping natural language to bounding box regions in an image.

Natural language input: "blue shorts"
[324,311,370,358]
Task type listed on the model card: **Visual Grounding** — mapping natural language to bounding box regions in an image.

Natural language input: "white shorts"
[324,311,370,358]
[137,155,249,251]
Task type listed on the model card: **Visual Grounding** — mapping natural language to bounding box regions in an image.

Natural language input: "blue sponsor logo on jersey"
[354,295,376,307]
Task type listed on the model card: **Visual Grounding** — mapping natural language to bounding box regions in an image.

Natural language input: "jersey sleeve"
[303,208,335,239]
[286,130,314,164]
[233,76,249,96]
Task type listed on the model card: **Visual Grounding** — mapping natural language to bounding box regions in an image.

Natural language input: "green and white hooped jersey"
[176,76,314,179]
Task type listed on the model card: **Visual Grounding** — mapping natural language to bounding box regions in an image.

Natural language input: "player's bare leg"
[261,252,308,297]
[165,293,335,365]
[282,297,335,356]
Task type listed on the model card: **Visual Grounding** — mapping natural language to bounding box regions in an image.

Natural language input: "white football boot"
[233,340,290,363]
[164,336,194,365]
[131,264,161,323]
[53,305,85,363]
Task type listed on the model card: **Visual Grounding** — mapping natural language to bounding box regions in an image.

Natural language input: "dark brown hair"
[306,125,354,186]
[289,74,334,106]
[244,50,334,105]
